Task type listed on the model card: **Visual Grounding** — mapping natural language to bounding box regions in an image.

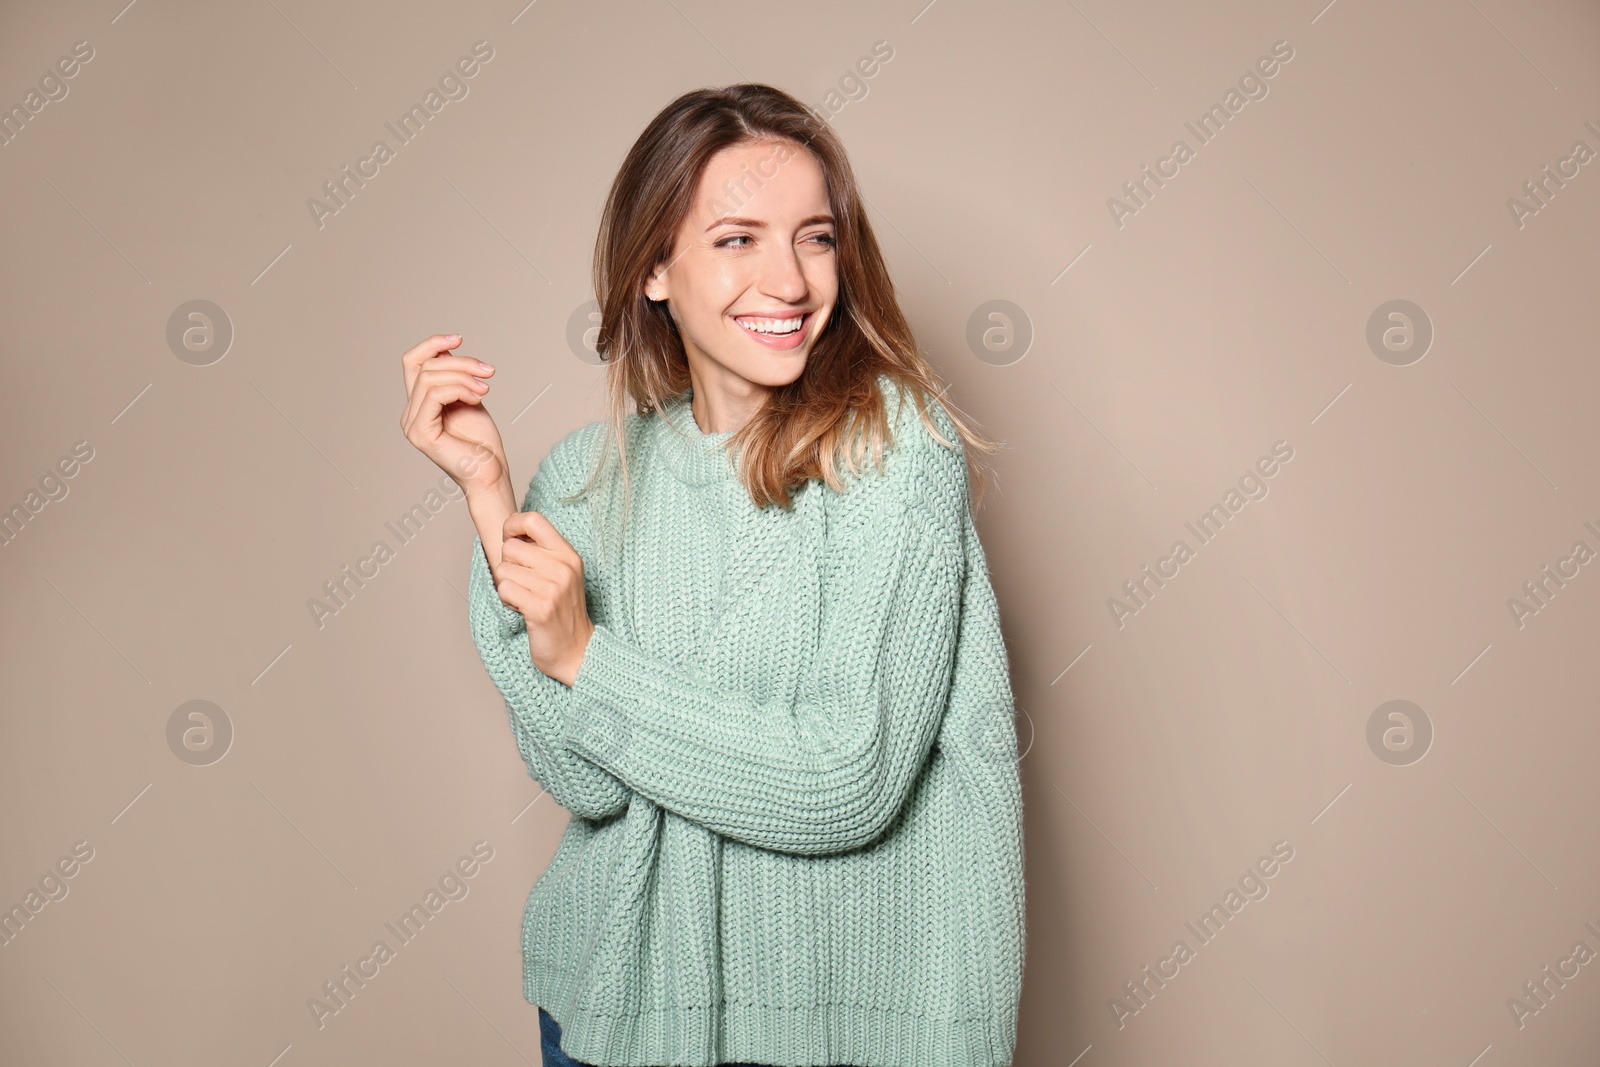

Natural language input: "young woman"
[400,83,1025,1067]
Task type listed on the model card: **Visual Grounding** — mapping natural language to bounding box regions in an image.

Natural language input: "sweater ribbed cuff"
[471,534,528,639]
[563,623,652,770]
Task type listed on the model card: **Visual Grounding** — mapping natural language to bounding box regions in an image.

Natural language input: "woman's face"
[647,139,838,392]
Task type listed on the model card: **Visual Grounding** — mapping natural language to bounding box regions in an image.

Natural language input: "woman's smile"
[732,309,812,350]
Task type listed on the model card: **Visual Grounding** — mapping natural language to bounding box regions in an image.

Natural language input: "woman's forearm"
[466,471,518,574]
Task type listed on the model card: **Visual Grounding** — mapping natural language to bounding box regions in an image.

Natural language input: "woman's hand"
[494,510,595,687]
[399,333,508,497]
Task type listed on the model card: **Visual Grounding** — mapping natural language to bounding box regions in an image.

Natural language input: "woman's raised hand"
[399,333,509,498]
[401,333,588,682]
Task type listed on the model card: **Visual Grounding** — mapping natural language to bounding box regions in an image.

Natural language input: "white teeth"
[737,315,805,335]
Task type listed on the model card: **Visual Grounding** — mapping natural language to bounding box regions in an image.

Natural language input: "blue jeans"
[539,1006,861,1067]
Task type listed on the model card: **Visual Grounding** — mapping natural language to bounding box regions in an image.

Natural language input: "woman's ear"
[644,266,668,303]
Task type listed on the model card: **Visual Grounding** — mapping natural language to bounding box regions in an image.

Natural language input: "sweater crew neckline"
[655,387,739,486]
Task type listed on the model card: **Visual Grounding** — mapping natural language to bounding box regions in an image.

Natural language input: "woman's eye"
[715,233,835,249]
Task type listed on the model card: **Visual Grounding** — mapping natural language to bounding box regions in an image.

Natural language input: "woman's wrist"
[465,471,517,573]
[463,468,515,513]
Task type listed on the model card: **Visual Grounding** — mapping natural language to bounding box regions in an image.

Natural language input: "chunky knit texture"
[467,373,1026,1067]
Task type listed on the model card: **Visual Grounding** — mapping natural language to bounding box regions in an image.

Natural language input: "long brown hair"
[570,83,1000,554]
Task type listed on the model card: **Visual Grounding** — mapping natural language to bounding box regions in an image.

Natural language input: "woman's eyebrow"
[704,213,836,231]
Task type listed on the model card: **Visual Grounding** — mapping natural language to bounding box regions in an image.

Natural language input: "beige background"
[3,0,1598,1064]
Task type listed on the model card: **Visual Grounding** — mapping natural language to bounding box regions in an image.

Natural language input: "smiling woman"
[639,139,837,386]
[399,82,1026,1067]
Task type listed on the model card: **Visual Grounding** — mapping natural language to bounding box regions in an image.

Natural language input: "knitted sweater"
[466,373,1026,1067]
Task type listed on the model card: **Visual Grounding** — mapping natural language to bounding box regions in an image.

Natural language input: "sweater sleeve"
[466,442,632,822]
[563,413,969,856]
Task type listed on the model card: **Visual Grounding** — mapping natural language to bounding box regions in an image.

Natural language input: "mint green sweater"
[467,374,1026,1067]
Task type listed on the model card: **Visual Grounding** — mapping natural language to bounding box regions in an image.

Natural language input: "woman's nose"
[759,248,808,301]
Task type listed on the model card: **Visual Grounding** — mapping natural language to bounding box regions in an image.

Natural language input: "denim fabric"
[538,1005,591,1067]
[538,1006,861,1067]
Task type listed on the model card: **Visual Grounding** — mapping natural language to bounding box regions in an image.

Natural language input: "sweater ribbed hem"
[528,965,1015,1067]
